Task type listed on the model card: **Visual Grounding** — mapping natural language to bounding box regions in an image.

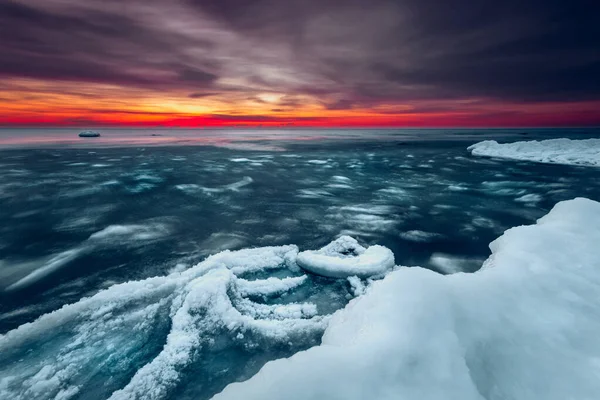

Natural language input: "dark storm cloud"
[324,99,356,111]
[1,0,599,103]
[178,68,218,84]
[0,1,218,88]
[190,0,600,102]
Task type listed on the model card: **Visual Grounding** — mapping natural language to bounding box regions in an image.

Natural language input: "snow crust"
[214,198,600,400]
[296,236,395,278]
[468,138,600,167]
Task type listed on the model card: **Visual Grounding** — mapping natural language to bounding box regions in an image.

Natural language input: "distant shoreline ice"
[468,138,600,167]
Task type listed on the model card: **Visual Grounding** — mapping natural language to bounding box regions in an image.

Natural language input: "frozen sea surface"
[1,128,600,400]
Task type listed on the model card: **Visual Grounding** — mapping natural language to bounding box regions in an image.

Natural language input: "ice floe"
[325,205,399,236]
[213,198,600,400]
[297,236,395,278]
[468,138,600,167]
[89,223,171,242]
[201,177,254,193]
[399,230,443,243]
[515,193,542,204]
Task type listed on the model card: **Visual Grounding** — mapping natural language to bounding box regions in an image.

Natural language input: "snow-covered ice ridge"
[214,198,600,400]
[468,138,600,167]
[0,237,392,400]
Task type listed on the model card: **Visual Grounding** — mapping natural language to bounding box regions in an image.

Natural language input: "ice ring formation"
[296,236,396,278]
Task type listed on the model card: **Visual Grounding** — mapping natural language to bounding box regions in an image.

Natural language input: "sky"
[1,0,599,127]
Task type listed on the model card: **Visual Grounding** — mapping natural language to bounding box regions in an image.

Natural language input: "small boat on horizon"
[79,130,101,138]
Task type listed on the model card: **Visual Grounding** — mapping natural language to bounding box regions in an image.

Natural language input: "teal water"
[1,127,600,400]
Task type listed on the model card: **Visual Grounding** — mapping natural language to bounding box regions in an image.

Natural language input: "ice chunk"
[200,177,253,193]
[199,232,247,254]
[225,176,253,190]
[515,193,542,204]
[326,206,398,235]
[331,175,351,182]
[468,138,600,167]
[399,230,443,243]
[175,183,201,193]
[234,297,318,320]
[297,236,395,278]
[194,245,299,276]
[89,223,171,242]
[347,276,367,296]
[213,198,600,400]
[316,235,366,256]
[236,276,308,297]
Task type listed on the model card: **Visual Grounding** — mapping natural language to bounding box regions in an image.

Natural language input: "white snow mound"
[468,138,600,167]
[296,236,395,278]
[213,198,600,400]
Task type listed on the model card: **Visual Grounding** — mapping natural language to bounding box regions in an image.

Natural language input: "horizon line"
[1,125,599,130]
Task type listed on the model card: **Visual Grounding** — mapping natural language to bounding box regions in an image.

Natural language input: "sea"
[1,127,600,400]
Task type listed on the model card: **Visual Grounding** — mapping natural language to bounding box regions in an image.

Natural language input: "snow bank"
[468,138,600,167]
[297,236,395,278]
[214,198,600,400]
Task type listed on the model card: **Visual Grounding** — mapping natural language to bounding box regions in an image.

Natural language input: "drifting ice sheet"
[468,138,600,167]
[214,198,600,400]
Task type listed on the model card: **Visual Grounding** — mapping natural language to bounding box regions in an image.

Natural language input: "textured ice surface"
[0,239,377,400]
[214,198,600,400]
[297,236,395,278]
[468,139,600,167]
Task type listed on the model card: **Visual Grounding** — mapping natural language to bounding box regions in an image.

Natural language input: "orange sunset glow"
[1,0,599,128]
[3,77,600,127]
